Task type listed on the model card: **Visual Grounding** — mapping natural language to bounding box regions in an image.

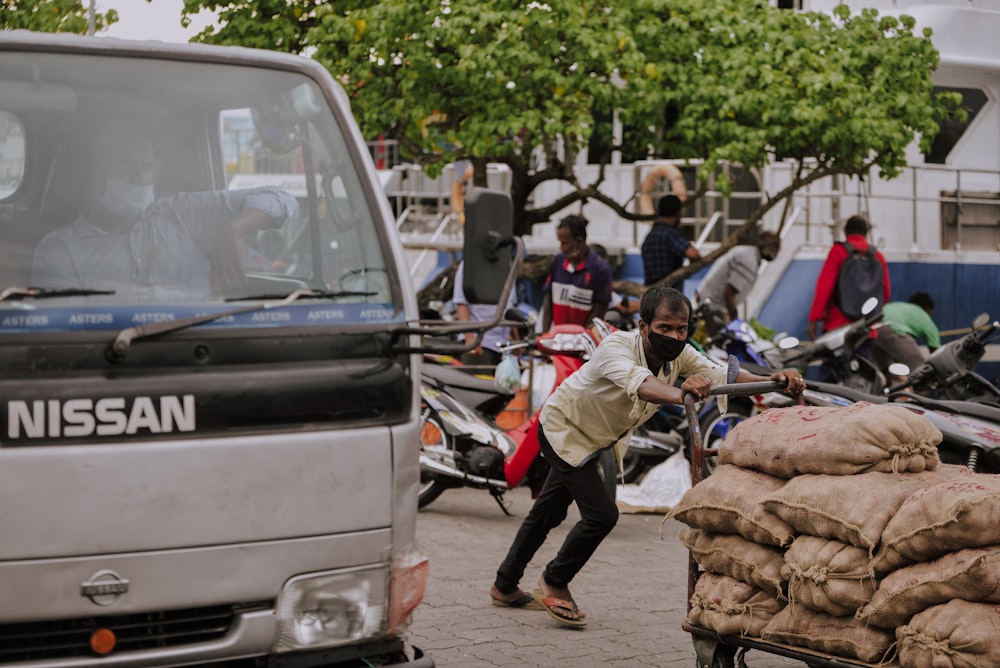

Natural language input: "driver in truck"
[31,119,298,298]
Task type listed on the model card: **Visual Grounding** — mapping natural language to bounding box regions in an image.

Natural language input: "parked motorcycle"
[778,296,887,394]
[687,311,1000,475]
[621,404,688,483]
[887,312,1000,406]
[418,322,601,512]
[763,379,1000,473]
[693,305,788,376]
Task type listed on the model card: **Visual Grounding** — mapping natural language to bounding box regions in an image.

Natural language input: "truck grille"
[0,602,270,662]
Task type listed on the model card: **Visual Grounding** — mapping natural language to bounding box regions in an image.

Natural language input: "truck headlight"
[273,566,386,652]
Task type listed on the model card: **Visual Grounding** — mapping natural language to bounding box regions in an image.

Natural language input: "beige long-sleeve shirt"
[539,330,727,469]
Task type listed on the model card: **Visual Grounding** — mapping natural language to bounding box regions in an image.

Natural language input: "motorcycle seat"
[807,380,888,405]
[422,361,503,395]
[891,393,1000,423]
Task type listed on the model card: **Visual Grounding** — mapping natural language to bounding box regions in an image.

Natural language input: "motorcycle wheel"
[418,407,454,509]
[695,401,754,479]
[620,450,645,484]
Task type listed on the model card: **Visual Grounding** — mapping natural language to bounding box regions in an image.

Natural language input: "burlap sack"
[897,599,1000,668]
[667,464,795,547]
[860,547,1000,629]
[719,402,941,478]
[762,466,970,551]
[686,572,784,638]
[781,535,876,617]
[680,528,786,598]
[874,474,1000,572]
[761,605,895,664]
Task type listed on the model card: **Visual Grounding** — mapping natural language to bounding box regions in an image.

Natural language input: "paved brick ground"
[405,486,805,667]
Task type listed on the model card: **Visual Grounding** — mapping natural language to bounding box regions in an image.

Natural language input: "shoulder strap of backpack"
[839,240,877,258]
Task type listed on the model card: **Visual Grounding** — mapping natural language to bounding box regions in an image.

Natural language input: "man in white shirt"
[489,286,805,627]
[695,231,780,338]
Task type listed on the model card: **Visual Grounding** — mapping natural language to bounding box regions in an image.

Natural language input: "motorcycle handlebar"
[886,378,914,394]
[966,322,999,349]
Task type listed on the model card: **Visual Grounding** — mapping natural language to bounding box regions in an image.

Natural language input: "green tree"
[182,0,958,285]
[1,0,119,33]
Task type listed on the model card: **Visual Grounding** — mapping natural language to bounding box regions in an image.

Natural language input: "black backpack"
[834,241,884,320]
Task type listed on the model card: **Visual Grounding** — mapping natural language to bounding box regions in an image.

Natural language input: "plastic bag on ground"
[617,450,691,514]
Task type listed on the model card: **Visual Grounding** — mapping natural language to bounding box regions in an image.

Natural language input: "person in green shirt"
[871,291,941,385]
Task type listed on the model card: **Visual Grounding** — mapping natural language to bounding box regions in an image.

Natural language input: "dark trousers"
[494,424,619,593]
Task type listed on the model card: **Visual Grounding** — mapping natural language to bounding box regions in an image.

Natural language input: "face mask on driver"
[98,178,155,221]
[648,331,687,362]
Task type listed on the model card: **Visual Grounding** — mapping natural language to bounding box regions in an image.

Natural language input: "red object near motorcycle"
[418,322,609,512]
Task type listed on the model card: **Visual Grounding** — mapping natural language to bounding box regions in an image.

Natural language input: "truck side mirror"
[461,187,513,304]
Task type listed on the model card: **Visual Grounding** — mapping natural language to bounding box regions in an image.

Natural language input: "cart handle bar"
[706,380,787,398]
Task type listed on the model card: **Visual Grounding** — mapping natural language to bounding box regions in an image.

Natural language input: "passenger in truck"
[31,120,298,299]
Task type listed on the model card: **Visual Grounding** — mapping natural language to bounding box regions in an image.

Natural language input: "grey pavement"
[406,486,803,667]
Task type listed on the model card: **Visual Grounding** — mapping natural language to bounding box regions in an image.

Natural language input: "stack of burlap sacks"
[666,401,1000,666]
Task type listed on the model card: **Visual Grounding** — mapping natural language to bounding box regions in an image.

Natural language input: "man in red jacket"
[807,215,891,340]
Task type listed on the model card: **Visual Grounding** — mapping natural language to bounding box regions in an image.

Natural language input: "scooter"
[887,312,1000,406]
[700,317,787,374]
[761,379,1000,474]
[750,310,1000,472]
[777,296,887,394]
[417,322,601,513]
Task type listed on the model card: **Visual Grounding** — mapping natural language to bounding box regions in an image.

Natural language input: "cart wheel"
[693,638,736,668]
[708,646,736,668]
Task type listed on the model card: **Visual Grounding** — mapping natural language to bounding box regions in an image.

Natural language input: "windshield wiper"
[110,288,360,358]
[1,287,116,303]
[225,289,375,302]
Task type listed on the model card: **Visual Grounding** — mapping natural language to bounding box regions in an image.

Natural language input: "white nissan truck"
[0,30,522,668]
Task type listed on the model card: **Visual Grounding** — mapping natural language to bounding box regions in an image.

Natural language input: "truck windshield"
[0,48,399,333]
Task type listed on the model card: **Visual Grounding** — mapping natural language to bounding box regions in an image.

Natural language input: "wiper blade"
[110,288,338,358]
[1,287,116,303]
[225,289,375,302]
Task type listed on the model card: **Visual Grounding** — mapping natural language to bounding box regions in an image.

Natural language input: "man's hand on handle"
[770,368,806,394]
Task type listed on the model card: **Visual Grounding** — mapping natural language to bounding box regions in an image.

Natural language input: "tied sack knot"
[696,594,760,634]
[786,562,829,585]
[898,627,960,661]
[886,441,935,474]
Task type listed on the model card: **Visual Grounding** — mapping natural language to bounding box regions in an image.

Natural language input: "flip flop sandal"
[531,588,588,628]
[491,590,544,610]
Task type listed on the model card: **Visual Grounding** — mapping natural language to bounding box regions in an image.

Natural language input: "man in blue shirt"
[453,259,517,366]
[641,194,700,288]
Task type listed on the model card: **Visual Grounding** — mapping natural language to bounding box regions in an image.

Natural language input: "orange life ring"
[638,163,687,216]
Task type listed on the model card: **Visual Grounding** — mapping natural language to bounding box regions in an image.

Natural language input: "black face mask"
[648,331,687,362]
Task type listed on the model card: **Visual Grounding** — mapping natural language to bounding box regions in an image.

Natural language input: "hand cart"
[681,382,892,668]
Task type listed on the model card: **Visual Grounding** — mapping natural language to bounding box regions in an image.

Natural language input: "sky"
[101,0,216,43]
